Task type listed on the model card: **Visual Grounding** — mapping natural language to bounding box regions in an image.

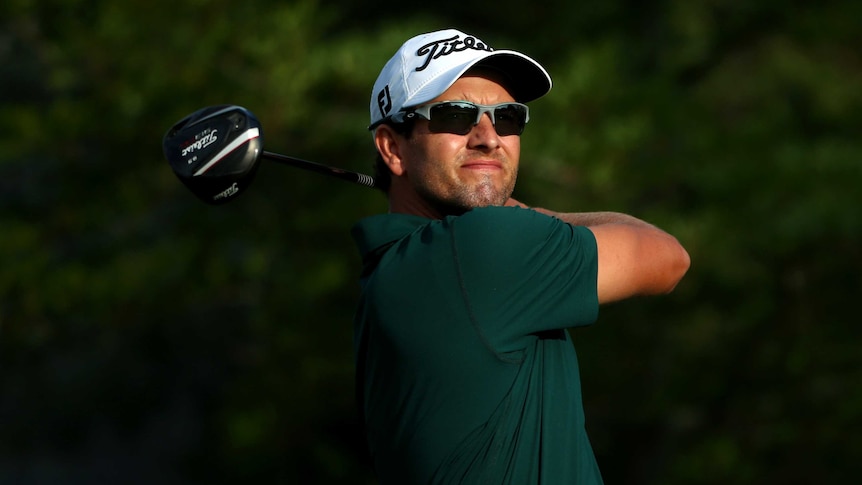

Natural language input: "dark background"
[2,0,860,483]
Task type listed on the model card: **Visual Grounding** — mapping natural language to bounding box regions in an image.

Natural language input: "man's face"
[396,73,521,215]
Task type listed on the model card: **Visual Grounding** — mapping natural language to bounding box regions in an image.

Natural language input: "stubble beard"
[419,167,518,216]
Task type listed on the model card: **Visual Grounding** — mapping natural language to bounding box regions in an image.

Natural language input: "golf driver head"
[163,105,263,204]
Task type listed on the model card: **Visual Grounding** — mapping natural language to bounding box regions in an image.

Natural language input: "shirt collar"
[351,213,432,259]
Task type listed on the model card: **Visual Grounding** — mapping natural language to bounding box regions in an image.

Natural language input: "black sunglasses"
[389,101,531,136]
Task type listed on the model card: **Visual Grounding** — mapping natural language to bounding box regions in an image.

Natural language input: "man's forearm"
[506,198,659,229]
[533,208,658,229]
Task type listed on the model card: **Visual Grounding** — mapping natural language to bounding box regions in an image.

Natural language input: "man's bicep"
[588,224,690,304]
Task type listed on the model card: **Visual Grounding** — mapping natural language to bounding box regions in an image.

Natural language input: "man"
[352,29,690,484]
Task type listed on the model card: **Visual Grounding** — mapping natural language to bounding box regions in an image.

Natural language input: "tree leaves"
[1,1,859,483]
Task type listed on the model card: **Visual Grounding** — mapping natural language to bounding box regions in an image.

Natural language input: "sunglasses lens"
[427,103,476,135]
[493,104,528,136]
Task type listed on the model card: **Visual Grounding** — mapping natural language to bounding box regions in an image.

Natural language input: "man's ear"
[374,125,406,176]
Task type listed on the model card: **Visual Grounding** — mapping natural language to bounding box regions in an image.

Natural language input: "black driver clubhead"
[163,105,263,205]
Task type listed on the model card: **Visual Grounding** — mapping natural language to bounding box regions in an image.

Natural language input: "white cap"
[369,29,552,129]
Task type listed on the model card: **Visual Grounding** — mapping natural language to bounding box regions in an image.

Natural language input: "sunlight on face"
[401,71,521,215]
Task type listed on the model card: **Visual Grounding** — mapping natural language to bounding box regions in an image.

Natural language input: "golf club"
[163,105,376,204]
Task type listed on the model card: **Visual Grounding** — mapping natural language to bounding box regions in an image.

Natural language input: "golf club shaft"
[262,151,376,188]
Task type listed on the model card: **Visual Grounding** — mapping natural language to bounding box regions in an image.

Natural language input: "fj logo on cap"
[377,85,392,117]
[414,34,493,72]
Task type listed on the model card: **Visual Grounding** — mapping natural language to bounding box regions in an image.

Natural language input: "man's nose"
[468,113,500,149]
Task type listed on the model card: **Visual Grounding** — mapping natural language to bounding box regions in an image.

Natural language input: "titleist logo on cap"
[414,34,493,72]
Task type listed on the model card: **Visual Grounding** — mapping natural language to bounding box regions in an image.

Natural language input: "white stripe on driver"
[193,127,261,176]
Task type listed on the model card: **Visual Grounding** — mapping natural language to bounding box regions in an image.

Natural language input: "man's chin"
[455,188,512,211]
[470,180,513,206]
[418,179,514,215]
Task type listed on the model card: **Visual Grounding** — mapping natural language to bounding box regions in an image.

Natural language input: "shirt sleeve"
[450,206,599,352]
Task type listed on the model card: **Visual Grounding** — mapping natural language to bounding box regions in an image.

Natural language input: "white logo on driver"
[213,182,239,201]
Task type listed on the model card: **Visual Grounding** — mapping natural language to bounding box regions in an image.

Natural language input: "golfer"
[352,28,690,484]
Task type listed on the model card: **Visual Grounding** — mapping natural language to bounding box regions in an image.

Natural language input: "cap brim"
[473,51,552,103]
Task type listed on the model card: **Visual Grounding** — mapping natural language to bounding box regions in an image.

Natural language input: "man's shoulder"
[450,206,559,237]
[452,206,597,260]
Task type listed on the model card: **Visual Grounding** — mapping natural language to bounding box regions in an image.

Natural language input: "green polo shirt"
[352,206,602,485]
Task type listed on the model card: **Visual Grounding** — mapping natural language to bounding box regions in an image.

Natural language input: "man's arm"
[506,198,691,304]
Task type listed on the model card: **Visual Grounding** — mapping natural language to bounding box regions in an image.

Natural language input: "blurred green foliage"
[1,0,860,483]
